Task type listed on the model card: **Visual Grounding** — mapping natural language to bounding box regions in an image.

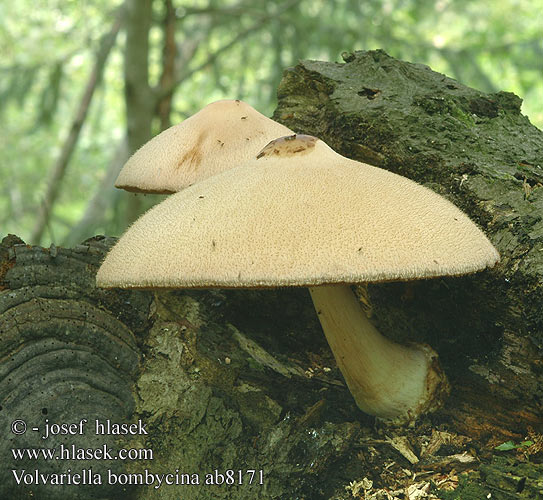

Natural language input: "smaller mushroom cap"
[114,99,293,194]
[98,135,499,289]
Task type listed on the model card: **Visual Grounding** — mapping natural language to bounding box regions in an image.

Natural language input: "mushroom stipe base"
[309,284,450,422]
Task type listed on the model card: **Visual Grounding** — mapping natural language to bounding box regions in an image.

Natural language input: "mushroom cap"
[114,99,293,194]
[97,135,499,288]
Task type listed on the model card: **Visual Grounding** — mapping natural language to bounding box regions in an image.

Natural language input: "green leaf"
[495,441,517,451]
[495,440,534,451]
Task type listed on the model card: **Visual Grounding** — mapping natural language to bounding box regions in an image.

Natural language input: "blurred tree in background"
[1,0,541,245]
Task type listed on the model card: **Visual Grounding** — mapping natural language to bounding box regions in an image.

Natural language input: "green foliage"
[495,440,534,451]
[1,0,541,245]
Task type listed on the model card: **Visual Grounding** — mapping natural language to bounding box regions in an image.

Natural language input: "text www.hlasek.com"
[12,443,153,461]
[10,418,265,489]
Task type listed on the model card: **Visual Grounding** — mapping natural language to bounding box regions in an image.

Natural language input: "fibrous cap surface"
[98,136,499,288]
[115,99,293,193]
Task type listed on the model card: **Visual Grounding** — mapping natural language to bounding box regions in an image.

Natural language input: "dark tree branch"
[63,138,129,247]
[29,5,125,244]
[124,0,153,154]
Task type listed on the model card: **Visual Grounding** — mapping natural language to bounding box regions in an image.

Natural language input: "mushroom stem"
[308,284,449,421]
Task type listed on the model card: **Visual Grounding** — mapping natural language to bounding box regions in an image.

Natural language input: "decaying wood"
[0,237,363,500]
[0,235,150,499]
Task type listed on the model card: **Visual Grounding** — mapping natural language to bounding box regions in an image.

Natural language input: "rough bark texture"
[2,50,542,499]
[0,235,150,499]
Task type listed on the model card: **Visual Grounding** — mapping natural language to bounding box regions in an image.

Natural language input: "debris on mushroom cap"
[114,99,293,194]
[256,134,317,158]
[97,135,499,289]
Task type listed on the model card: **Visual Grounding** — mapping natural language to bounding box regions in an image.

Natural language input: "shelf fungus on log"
[0,235,150,500]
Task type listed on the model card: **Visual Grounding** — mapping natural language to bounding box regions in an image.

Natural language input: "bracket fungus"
[0,235,143,499]
[114,99,293,194]
[97,134,499,422]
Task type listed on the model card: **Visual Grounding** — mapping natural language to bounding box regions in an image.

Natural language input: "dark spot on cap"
[256,134,318,159]
[241,116,247,120]
[177,130,207,170]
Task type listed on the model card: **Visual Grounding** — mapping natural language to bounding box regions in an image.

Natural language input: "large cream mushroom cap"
[97,135,499,289]
[114,99,293,194]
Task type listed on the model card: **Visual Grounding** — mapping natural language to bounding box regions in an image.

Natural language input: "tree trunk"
[120,0,154,228]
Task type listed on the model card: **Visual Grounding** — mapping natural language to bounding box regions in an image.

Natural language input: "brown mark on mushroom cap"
[256,134,317,159]
[176,130,207,172]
